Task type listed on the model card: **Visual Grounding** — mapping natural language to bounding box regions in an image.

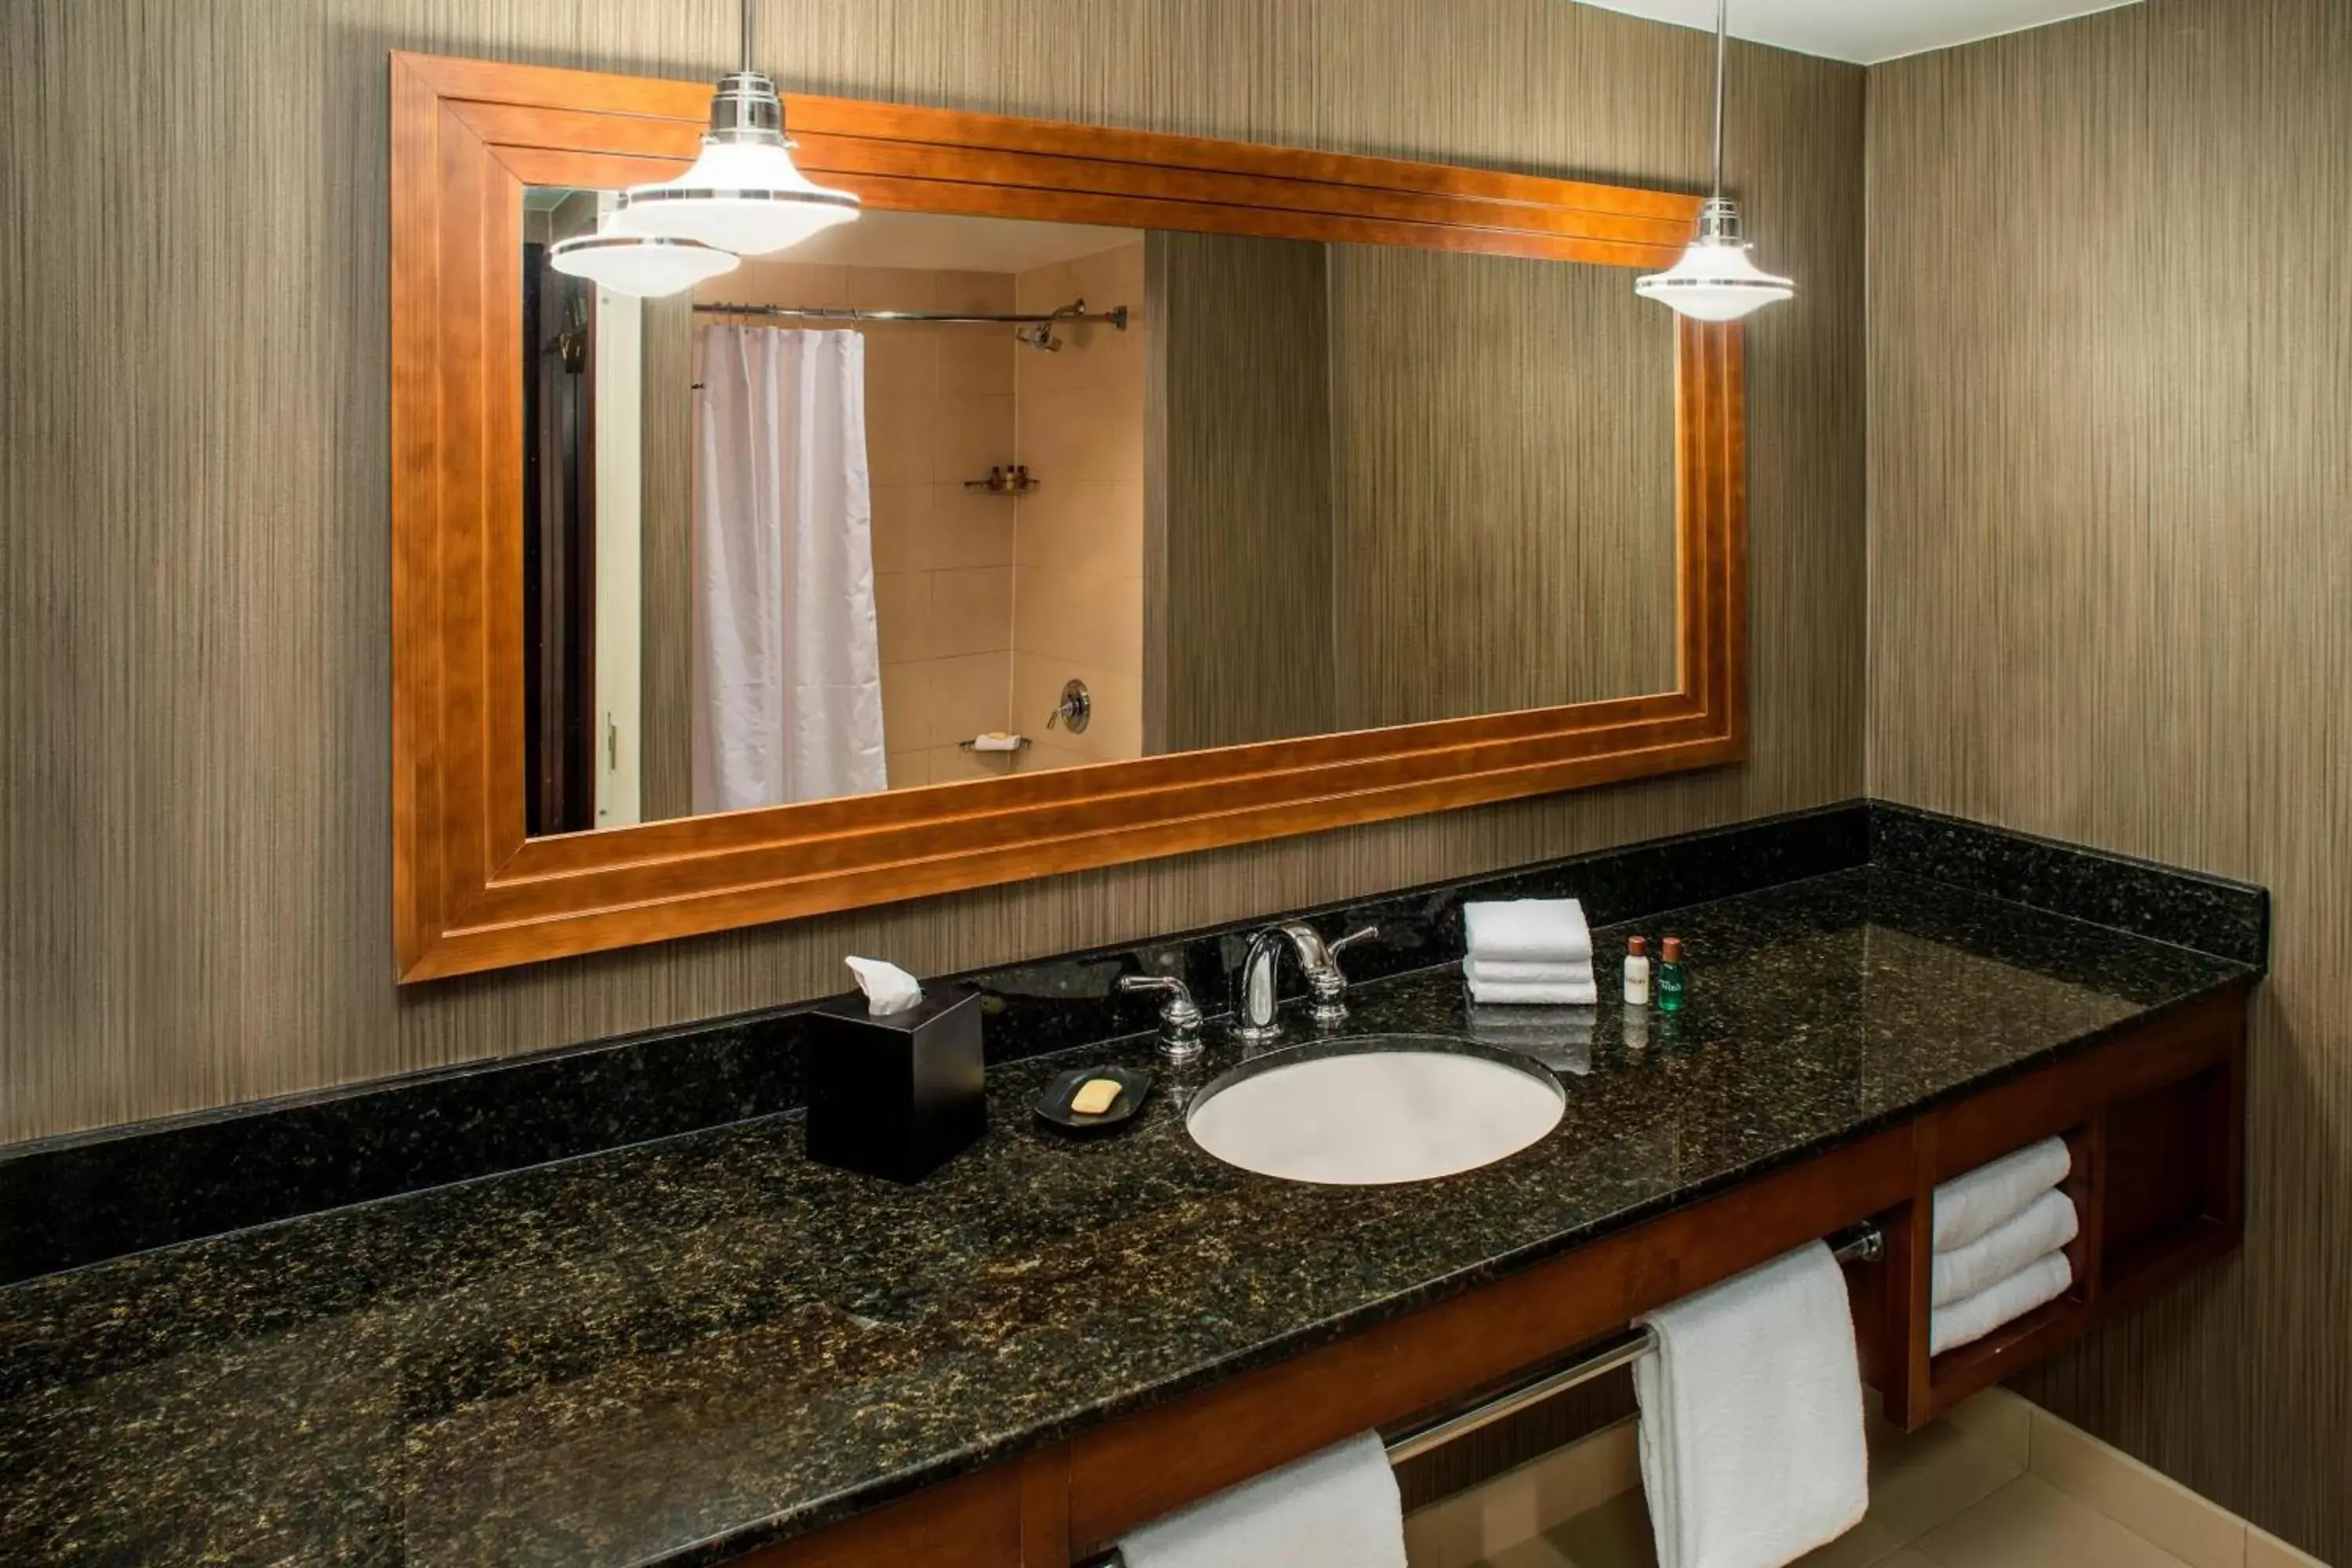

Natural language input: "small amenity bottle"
[1622,935,1652,1006]
[1656,936,1686,1013]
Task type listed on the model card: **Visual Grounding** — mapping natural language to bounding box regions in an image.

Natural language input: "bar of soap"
[1069,1077,1122,1116]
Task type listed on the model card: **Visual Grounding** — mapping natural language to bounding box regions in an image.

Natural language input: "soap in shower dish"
[1069,1078,1122,1116]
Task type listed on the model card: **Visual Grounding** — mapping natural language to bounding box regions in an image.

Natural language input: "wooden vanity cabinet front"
[739,984,2249,1567]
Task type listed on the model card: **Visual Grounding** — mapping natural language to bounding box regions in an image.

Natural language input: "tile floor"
[1472,1410,2206,1568]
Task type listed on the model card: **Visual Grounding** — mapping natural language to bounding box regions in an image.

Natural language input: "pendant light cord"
[1711,0,1726,200]
[741,0,754,74]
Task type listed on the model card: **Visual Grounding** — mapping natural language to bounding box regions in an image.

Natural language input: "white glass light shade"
[1635,236,1794,322]
[548,222,739,298]
[620,137,860,256]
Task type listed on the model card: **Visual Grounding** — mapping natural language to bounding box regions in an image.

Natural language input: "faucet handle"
[1118,974,1205,1064]
[1306,925,1379,1026]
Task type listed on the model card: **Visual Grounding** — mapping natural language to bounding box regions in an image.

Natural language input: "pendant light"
[1635,0,1793,321]
[548,203,740,298]
[616,1,861,256]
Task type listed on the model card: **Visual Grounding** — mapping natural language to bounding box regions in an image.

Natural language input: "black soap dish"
[1034,1065,1152,1137]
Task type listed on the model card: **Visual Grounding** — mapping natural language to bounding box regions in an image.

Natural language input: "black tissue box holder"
[804,983,986,1182]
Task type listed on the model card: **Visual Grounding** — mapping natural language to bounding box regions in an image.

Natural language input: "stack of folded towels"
[1461,898,1595,1005]
[1929,1136,2079,1356]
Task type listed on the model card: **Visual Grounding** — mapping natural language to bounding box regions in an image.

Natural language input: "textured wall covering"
[1327,244,1678,728]
[0,0,1865,1146]
[1867,0,2351,1555]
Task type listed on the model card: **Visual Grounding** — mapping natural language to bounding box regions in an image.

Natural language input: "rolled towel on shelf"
[1933,1136,2071,1251]
[1463,898,1592,964]
[1933,1189,2078,1308]
[1930,1249,2074,1356]
[1465,976,1599,1007]
[1115,1430,1406,1568]
[1634,1241,1869,1568]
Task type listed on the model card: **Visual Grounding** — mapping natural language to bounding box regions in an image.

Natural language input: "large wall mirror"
[393,54,1745,980]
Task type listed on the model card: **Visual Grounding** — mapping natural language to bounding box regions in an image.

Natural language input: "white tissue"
[845,956,924,1016]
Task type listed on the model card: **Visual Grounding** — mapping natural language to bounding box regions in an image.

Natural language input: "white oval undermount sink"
[1185,1036,1565,1185]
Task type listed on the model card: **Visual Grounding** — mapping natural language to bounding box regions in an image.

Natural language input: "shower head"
[1017,321,1063,353]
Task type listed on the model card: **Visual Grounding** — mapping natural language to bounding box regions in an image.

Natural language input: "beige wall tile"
[929,394,1017,485]
[2031,1409,2246,1568]
[919,652,1012,746]
[1015,740,1086,775]
[929,567,1014,657]
[1017,381,1145,484]
[1011,655,1141,763]
[873,571,930,665]
[879,660,925,758]
[846,266,936,311]
[1013,479,1144,576]
[938,322,1014,396]
[2245,1529,2328,1568]
[858,321,936,401]
[1014,260,1076,316]
[927,742,1016,784]
[1014,564,1143,675]
[869,483,931,575]
[1944,1387,2035,1471]
[866,395,930,488]
[1072,241,1145,307]
[1915,1475,2192,1568]
[937,270,1015,313]
[697,259,852,309]
[884,750,927,790]
[924,484,1018,570]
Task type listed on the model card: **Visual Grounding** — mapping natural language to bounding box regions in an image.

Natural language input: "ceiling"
[754,210,1143,273]
[1573,0,2143,64]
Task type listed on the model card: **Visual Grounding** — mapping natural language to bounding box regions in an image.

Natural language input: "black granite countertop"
[0,864,2256,1566]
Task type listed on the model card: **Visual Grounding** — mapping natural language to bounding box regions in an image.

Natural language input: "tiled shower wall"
[1011,241,1149,771]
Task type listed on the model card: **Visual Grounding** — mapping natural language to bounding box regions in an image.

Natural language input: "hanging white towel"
[1463,898,1592,964]
[1930,1250,2074,1356]
[1465,976,1600,1007]
[1932,1137,2071,1251]
[1116,1431,1406,1568]
[1633,1242,1869,1568]
[1933,1189,2078,1308]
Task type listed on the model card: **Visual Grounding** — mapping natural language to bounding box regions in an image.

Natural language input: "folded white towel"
[1933,1137,2071,1251]
[1464,898,1592,964]
[1930,1249,2073,1356]
[1634,1242,1869,1568]
[1116,1431,1406,1568]
[1462,957,1592,985]
[1465,976,1599,1007]
[1933,1189,2078,1308]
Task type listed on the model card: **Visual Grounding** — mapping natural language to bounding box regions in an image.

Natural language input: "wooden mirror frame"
[390,52,1746,982]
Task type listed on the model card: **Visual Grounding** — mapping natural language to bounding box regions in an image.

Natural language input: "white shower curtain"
[691,325,888,811]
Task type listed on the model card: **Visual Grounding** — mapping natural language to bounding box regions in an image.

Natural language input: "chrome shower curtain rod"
[694,301,1128,329]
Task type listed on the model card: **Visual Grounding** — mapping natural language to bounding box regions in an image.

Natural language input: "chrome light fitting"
[551,0,860,297]
[1635,0,1793,321]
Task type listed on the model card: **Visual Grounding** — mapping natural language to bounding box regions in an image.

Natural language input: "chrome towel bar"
[1076,1221,1883,1566]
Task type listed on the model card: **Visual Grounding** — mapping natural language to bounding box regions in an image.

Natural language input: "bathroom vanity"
[0,46,2266,1568]
[0,803,2263,1565]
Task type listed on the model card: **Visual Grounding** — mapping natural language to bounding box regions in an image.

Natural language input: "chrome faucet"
[1116,973,1205,1063]
[1230,923,1378,1044]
